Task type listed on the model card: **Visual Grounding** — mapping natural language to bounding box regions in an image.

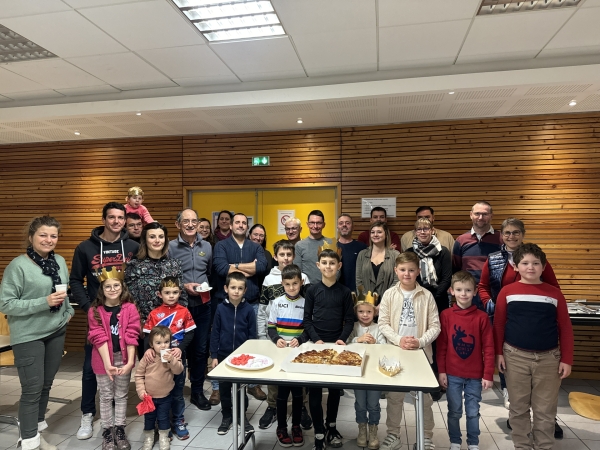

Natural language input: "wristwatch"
[235,263,239,269]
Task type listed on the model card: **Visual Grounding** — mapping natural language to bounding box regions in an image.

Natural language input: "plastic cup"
[55,284,67,293]
[160,349,169,363]
[200,290,211,304]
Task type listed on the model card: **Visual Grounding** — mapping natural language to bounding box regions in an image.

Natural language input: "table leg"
[233,382,239,450]
[415,391,424,450]
[240,384,246,445]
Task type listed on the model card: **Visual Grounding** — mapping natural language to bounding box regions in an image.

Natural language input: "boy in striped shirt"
[267,264,309,447]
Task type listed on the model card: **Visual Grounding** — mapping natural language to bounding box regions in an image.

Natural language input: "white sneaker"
[467,446,479,450]
[380,434,401,450]
[450,444,461,450]
[413,438,435,450]
[76,413,94,440]
[502,388,510,410]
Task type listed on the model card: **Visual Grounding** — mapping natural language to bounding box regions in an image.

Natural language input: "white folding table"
[208,340,439,450]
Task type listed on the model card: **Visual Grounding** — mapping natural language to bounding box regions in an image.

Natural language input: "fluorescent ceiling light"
[478,0,580,15]
[172,0,285,42]
[0,25,57,63]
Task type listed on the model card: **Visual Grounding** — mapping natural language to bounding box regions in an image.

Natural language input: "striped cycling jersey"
[267,294,305,340]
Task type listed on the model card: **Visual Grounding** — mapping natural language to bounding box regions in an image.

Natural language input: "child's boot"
[141,430,154,450]
[21,434,40,450]
[158,430,170,450]
[368,424,379,449]
[357,423,368,447]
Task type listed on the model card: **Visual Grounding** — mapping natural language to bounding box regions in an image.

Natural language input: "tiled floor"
[1,352,599,449]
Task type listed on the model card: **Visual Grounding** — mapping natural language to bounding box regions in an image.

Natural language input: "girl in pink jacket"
[88,272,140,450]
[125,186,154,225]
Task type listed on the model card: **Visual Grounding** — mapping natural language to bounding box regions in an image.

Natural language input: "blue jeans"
[187,303,211,395]
[171,354,186,423]
[447,375,482,446]
[81,342,97,416]
[354,389,381,425]
[145,395,172,431]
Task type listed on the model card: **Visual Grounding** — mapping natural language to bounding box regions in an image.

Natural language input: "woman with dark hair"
[198,217,217,248]
[355,221,400,300]
[0,216,74,450]
[249,223,273,276]
[214,210,233,241]
[125,222,186,355]
[479,218,560,418]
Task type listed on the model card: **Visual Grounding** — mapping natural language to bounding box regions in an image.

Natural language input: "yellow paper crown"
[96,264,126,283]
[318,240,342,257]
[355,285,378,306]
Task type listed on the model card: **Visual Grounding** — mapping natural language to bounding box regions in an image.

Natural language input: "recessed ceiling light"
[172,0,285,42]
[297,118,303,124]
[569,100,577,106]
[74,131,81,136]
[0,24,57,63]
[136,112,142,116]
[448,91,455,95]
[478,0,581,15]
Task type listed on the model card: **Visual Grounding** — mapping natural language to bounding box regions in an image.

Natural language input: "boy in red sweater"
[494,244,573,450]
[437,271,494,450]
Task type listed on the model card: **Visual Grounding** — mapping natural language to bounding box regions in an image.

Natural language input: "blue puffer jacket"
[210,298,256,359]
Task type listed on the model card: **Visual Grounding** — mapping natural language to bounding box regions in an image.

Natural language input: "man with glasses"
[125,212,143,242]
[357,206,401,249]
[284,217,302,245]
[294,210,333,284]
[452,201,502,310]
[71,202,139,440]
[169,208,213,410]
[400,206,454,253]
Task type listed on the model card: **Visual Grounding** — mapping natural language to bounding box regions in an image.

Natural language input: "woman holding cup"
[0,216,74,450]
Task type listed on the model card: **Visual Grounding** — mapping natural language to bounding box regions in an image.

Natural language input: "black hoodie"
[70,226,139,312]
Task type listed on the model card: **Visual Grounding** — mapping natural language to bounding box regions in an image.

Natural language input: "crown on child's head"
[318,240,342,257]
[96,264,126,282]
[355,285,377,306]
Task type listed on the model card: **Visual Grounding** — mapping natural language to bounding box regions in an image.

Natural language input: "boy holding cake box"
[347,292,386,450]
[378,252,440,450]
[303,248,354,450]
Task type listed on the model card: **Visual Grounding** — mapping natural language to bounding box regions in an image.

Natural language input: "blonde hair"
[354,301,376,313]
[126,186,144,201]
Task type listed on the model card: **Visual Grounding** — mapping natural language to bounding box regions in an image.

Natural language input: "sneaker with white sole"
[413,437,435,450]
[77,413,94,440]
[450,444,461,450]
[467,446,479,450]
[502,388,510,410]
[380,434,401,450]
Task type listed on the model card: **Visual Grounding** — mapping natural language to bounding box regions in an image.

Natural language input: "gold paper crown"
[355,285,378,306]
[318,240,342,257]
[96,264,127,282]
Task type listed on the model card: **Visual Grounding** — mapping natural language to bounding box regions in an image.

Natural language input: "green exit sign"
[252,156,270,166]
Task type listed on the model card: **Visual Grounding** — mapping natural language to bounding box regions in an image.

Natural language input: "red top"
[437,304,495,381]
[143,303,196,348]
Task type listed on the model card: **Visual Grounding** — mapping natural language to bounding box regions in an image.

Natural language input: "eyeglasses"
[285,227,299,232]
[307,222,324,227]
[502,230,522,237]
[181,219,199,225]
[416,227,431,233]
[103,284,122,291]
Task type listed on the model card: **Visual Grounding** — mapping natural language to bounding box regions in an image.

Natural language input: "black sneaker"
[300,406,313,430]
[218,417,233,435]
[326,425,343,448]
[507,419,512,430]
[244,417,255,434]
[313,436,326,450]
[555,420,563,439]
[259,406,277,429]
[190,392,211,411]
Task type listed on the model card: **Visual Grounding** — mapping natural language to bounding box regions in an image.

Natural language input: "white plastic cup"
[160,349,169,363]
[55,284,67,293]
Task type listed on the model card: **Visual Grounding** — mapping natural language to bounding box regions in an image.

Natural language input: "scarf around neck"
[412,235,442,287]
[27,246,63,313]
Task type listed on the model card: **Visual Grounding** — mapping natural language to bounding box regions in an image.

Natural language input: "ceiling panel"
[66,53,177,89]
[1,11,128,58]
[0,0,70,19]
[379,20,470,70]
[3,90,65,100]
[291,29,377,76]
[137,45,236,80]
[63,0,148,7]
[582,0,600,7]
[378,0,479,27]
[274,0,375,34]
[0,68,48,94]
[55,85,121,96]
[457,10,574,63]
[173,75,240,87]
[79,0,205,51]
[210,37,305,82]
[539,6,600,58]
[2,59,106,90]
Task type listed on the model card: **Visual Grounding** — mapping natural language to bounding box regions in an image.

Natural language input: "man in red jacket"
[437,271,494,450]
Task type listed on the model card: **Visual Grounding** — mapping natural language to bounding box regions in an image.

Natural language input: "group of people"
[0,187,574,450]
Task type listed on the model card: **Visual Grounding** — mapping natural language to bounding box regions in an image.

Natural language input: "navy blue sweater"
[213,237,268,304]
[210,299,257,360]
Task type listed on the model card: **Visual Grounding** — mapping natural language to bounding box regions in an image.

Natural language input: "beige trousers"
[385,391,435,439]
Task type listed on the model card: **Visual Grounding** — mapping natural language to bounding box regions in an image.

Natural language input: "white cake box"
[280,343,366,377]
